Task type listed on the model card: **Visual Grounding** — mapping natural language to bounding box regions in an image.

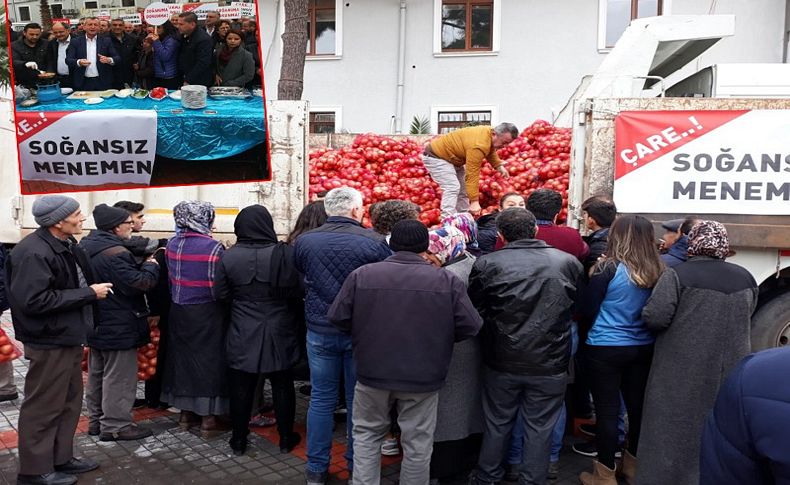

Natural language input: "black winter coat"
[582,227,608,273]
[179,28,214,87]
[469,238,583,376]
[476,213,498,254]
[6,228,97,347]
[213,243,303,374]
[79,230,159,350]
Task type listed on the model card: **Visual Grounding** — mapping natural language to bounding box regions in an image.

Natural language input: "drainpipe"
[394,0,407,133]
[784,0,790,62]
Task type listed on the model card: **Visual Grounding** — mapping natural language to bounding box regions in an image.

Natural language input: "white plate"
[84,97,104,105]
[169,90,182,101]
[61,87,73,95]
[100,89,118,98]
[115,88,133,98]
[20,98,38,107]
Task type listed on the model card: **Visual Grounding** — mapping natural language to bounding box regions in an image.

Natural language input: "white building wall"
[260,0,787,134]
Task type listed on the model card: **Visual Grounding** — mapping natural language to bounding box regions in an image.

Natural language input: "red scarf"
[218,45,237,65]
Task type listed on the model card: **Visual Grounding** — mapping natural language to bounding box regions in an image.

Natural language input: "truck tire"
[751,291,790,351]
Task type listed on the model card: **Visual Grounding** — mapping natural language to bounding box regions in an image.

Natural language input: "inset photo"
[5,1,268,193]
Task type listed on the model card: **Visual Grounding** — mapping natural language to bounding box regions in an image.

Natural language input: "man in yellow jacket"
[423,123,518,217]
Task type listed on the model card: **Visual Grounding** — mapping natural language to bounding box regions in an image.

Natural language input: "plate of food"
[61,87,73,95]
[20,98,39,107]
[131,89,149,99]
[37,71,56,80]
[84,97,104,105]
[99,89,118,98]
[208,86,252,100]
[115,88,133,98]
[150,87,168,101]
[169,90,182,101]
[67,91,103,100]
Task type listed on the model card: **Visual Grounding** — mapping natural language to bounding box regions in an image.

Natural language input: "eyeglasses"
[121,221,134,225]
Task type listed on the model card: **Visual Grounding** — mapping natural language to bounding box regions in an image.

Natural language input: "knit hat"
[93,203,130,231]
[32,195,80,227]
[389,219,429,253]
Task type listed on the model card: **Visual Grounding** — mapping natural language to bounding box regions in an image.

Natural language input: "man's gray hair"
[494,122,519,139]
[324,187,363,217]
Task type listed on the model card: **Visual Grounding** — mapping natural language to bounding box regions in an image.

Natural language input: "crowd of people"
[10,12,261,92]
[0,183,784,485]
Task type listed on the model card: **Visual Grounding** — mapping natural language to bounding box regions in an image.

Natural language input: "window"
[437,110,491,134]
[307,0,336,56]
[310,112,337,134]
[599,0,666,49]
[84,1,98,8]
[121,0,135,6]
[18,6,31,21]
[441,0,493,51]
[50,4,63,17]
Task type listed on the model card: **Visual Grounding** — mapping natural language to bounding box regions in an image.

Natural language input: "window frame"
[430,104,497,134]
[120,0,135,7]
[306,0,343,59]
[433,0,501,57]
[597,0,671,52]
[309,106,343,134]
[50,3,63,18]
[17,5,31,22]
[84,0,98,9]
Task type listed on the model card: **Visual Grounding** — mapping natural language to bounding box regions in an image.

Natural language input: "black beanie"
[93,203,130,231]
[389,219,429,253]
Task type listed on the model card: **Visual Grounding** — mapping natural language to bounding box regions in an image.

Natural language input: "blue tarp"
[16,95,266,161]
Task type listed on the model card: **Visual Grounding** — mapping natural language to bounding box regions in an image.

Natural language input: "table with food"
[15,86,267,161]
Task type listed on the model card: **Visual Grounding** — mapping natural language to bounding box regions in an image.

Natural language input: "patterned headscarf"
[687,220,729,259]
[174,200,215,235]
[441,212,479,250]
[428,225,467,265]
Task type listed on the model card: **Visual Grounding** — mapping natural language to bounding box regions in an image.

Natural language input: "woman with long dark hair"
[214,30,255,87]
[286,201,327,245]
[578,215,664,485]
[214,205,303,455]
[150,20,181,90]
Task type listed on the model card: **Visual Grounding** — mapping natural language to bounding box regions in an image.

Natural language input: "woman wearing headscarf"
[441,212,481,256]
[426,224,484,483]
[161,201,229,437]
[636,221,757,485]
[213,205,303,456]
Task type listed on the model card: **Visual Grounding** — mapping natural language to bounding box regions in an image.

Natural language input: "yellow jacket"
[429,125,502,201]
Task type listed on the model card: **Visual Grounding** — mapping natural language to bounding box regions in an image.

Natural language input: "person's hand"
[469,200,482,216]
[133,63,139,71]
[214,74,222,85]
[146,256,159,265]
[90,283,113,300]
[98,55,112,65]
[24,62,38,70]
[497,165,509,178]
[78,59,91,67]
[182,81,189,86]
[147,316,160,328]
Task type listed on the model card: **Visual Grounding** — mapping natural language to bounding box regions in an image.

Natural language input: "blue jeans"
[306,330,356,474]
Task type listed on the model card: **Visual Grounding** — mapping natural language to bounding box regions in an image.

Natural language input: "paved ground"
[0,311,599,484]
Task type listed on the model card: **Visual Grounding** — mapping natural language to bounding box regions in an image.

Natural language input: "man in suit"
[108,18,138,89]
[46,22,73,88]
[177,12,214,87]
[66,17,120,91]
[203,11,221,45]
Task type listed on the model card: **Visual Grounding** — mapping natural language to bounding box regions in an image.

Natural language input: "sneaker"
[578,423,596,437]
[54,457,100,474]
[99,425,153,442]
[381,437,400,456]
[305,469,328,485]
[571,441,622,458]
[87,423,100,436]
[0,392,18,402]
[547,461,559,480]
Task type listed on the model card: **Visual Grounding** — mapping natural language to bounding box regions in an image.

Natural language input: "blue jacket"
[294,216,392,334]
[153,36,180,79]
[660,235,688,268]
[581,262,654,346]
[700,347,790,484]
[65,34,120,90]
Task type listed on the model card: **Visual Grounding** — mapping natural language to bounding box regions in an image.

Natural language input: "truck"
[563,15,790,351]
[0,97,309,243]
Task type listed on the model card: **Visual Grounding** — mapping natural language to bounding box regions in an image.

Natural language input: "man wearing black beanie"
[328,219,483,484]
[78,204,160,442]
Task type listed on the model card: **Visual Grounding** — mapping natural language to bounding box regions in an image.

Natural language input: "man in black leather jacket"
[468,208,583,485]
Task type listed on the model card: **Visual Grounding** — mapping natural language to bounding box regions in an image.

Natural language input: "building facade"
[259,0,787,134]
